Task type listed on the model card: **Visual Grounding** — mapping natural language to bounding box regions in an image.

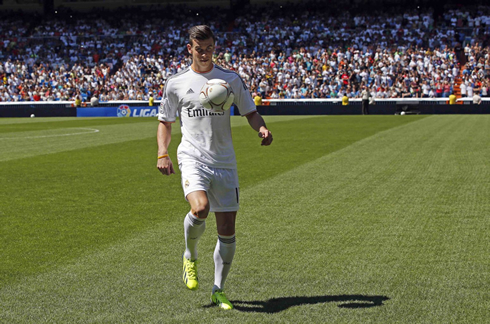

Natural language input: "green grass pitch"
[1,115,489,323]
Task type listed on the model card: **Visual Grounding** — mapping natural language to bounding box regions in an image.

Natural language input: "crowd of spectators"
[0,2,489,103]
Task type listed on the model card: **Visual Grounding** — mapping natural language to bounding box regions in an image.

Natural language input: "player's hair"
[188,25,216,46]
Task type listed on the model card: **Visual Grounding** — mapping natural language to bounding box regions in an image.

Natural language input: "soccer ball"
[400,111,406,115]
[199,79,235,111]
[30,114,35,118]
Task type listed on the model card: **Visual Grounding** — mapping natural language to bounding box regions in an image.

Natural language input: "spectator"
[149,93,155,106]
[449,92,457,104]
[473,91,482,104]
[460,82,467,97]
[342,94,349,106]
[361,86,370,115]
[32,91,41,102]
[481,81,489,97]
[442,81,452,98]
[253,92,262,106]
[0,3,489,102]
[90,95,99,107]
[467,82,474,98]
[74,94,82,107]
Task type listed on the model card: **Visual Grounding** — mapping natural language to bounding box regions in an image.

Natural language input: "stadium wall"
[259,98,490,115]
[1,100,489,118]
[256,104,490,115]
[0,102,160,118]
[0,104,76,118]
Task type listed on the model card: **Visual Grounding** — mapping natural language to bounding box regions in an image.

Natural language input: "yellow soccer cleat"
[211,290,233,310]
[182,256,199,290]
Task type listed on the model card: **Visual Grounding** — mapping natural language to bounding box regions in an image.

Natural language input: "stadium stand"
[0,3,489,103]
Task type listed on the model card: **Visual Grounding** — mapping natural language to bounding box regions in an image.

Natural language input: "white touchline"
[0,128,100,139]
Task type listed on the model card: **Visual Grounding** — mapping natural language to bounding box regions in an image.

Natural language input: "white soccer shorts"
[179,162,239,212]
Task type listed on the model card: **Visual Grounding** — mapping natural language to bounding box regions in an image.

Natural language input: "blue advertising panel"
[77,105,159,117]
[77,107,117,117]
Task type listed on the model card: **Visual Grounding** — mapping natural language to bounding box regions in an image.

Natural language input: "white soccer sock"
[183,212,206,261]
[213,234,236,292]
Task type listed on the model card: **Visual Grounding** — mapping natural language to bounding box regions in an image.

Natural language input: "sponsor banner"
[77,106,159,117]
[77,107,117,117]
[130,107,159,117]
[117,105,131,117]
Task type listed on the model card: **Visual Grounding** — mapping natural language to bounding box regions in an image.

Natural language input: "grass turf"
[1,115,489,323]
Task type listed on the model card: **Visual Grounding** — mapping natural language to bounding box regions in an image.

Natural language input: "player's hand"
[157,156,175,176]
[258,128,273,146]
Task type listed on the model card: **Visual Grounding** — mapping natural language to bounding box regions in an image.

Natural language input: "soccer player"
[156,25,273,310]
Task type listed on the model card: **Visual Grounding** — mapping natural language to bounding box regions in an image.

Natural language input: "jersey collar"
[191,64,214,74]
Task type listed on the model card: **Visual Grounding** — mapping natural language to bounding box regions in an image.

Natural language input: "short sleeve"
[231,74,256,116]
[158,82,178,122]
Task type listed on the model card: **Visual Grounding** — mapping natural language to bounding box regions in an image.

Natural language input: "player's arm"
[233,73,272,146]
[245,111,273,146]
[157,121,175,175]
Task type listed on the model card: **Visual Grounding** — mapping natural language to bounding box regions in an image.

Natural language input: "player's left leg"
[214,211,236,290]
[207,167,239,309]
[211,211,236,310]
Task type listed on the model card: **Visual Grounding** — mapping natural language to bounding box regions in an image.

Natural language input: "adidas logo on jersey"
[186,88,194,94]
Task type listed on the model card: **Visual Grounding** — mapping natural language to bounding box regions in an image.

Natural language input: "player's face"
[188,38,215,73]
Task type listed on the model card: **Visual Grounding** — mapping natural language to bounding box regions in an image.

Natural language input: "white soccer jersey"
[158,64,256,169]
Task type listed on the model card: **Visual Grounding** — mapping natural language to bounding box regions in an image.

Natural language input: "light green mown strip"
[0,116,311,162]
[0,119,156,162]
[0,117,81,125]
[2,116,488,323]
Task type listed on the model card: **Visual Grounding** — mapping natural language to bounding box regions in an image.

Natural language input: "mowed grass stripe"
[0,117,154,133]
[0,118,157,162]
[0,116,446,323]
[0,116,314,162]
[0,117,82,125]
[235,115,427,189]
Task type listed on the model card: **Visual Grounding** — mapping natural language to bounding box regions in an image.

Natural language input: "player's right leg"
[182,190,209,290]
[179,162,212,291]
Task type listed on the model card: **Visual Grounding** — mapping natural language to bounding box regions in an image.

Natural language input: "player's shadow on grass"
[228,295,389,313]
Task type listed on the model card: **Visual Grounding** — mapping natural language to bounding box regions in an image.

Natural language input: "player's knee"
[217,222,235,236]
[191,203,209,219]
